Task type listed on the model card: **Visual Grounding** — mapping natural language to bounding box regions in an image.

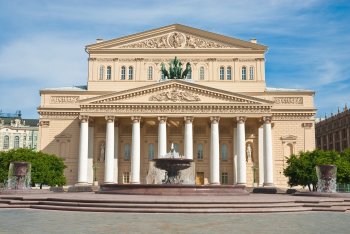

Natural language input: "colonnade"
[77,115,274,186]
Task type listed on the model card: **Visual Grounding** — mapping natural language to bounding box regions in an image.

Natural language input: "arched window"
[106,66,111,80]
[148,143,154,160]
[199,66,205,80]
[3,135,9,149]
[121,66,126,80]
[249,66,254,80]
[99,65,104,80]
[128,66,133,80]
[227,66,232,80]
[242,66,247,80]
[197,144,203,160]
[148,66,153,80]
[221,144,228,161]
[186,68,192,79]
[219,66,225,80]
[124,144,130,161]
[14,136,19,149]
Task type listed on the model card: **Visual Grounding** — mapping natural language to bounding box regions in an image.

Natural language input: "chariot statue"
[161,57,191,79]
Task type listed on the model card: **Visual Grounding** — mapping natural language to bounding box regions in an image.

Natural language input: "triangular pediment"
[81,80,273,106]
[86,24,267,51]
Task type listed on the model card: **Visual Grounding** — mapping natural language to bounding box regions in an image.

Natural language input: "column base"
[210,182,221,185]
[263,182,275,187]
[236,182,246,186]
[75,182,90,186]
[130,182,140,184]
[253,186,277,194]
[68,184,93,192]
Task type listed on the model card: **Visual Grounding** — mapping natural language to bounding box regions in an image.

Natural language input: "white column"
[114,122,119,183]
[87,120,94,184]
[131,116,141,184]
[233,127,238,184]
[263,116,274,186]
[237,116,246,185]
[210,116,220,185]
[184,116,194,159]
[104,116,115,184]
[158,116,167,158]
[78,116,89,184]
[258,126,264,186]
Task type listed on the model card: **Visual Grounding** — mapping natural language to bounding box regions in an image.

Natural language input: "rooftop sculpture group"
[161,57,191,80]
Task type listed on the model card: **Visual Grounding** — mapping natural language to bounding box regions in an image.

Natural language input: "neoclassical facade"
[38,24,316,187]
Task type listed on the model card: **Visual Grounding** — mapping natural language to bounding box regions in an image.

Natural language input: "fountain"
[99,143,247,196]
[7,162,31,190]
[316,165,337,193]
[149,143,194,184]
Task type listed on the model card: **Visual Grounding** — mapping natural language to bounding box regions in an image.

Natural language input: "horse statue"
[160,57,191,80]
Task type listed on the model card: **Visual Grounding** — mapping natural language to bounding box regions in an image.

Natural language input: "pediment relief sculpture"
[120,32,232,49]
[149,89,200,102]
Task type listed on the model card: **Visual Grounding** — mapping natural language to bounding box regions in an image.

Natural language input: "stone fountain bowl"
[153,158,193,172]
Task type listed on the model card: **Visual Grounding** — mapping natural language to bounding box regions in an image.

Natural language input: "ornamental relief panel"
[274,97,303,105]
[81,104,270,114]
[120,32,233,49]
[149,89,201,102]
[50,96,79,104]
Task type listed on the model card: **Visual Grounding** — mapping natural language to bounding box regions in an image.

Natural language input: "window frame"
[197,143,203,160]
[219,66,225,80]
[199,66,205,80]
[221,143,228,161]
[249,66,254,80]
[99,65,104,80]
[147,66,153,80]
[227,66,232,80]
[121,66,126,80]
[242,66,247,80]
[128,66,134,80]
[14,136,19,149]
[106,66,112,80]
[3,135,9,149]
[124,143,131,161]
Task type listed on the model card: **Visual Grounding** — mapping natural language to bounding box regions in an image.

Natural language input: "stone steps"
[1,196,350,213]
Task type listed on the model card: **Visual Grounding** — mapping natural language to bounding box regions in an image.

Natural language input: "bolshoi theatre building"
[38,24,316,187]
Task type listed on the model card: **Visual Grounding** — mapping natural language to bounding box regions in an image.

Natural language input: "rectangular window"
[227,67,232,80]
[219,67,225,80]
[199,67,205,80]
[249,66,254,80]
[123,172,130,184]
[197,144,203,160]
[124,144,130,161]
[148,143,154,160]
[221,172,228,184]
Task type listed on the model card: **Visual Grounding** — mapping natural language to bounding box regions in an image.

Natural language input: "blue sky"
[0,0,349,119]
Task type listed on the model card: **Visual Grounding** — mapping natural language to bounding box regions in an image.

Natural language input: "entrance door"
[195,172,204,185]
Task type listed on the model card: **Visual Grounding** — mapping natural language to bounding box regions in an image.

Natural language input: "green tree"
[0,148,66,188]
[284,149,350,191]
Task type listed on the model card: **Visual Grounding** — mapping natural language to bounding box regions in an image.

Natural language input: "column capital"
[210,116,220,124]
[105,116,115,123]
[79,115,89,123]
[184,116,194,124]
[131,116,141,123]
[236,116,246,124]
[263,116,272,124]
[158,116,167,123]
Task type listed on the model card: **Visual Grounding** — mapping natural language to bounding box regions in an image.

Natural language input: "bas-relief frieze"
[274,97,303,105]
[272,113,314,121]
[97,57,256,63]
[120,32,232,49]
[81,104,270,114]
[149,89,200,102]
[39,112,80,120]
[50,96,79,104]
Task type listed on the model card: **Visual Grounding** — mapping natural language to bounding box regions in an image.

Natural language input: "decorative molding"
[39,120,50,127]
[120,32,232,49]
[50,96,79,104]
[81,104,271,114]
[238,59,257,62]
[88,58,97,61]
[95,58,114,62]
[302,123,313,128]
[38,111,79,120]
[280,135,297,141]
[149,89,201,102]
[272,113,315,121]
[274,97,303,105]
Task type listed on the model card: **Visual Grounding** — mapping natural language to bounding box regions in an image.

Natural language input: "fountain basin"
[98,184,248,196]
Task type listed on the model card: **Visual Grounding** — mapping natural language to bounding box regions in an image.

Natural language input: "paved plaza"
[0,208,350,234]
